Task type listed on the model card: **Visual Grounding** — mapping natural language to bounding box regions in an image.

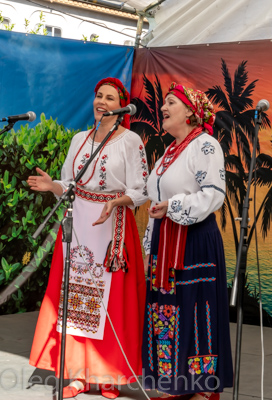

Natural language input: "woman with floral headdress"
[142,83,233,400]
[28,77,148,398]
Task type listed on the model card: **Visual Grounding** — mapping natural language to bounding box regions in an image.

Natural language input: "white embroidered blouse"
[55,129,148,208]
[143,132,226,254]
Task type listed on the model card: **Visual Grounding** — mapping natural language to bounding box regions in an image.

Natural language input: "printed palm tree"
[206,58,271,250]
[249,152,272,242]
[131,74,173,171]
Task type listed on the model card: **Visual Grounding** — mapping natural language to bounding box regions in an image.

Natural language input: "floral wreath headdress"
[167,82,215,135]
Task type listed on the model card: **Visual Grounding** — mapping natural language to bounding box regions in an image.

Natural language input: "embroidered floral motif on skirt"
[57,243,110,337]
[142,214,233,394]
[56,193,116,340]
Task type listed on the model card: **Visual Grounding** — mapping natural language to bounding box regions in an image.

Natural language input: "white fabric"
[143,133,225,253]
[55,128,148,339]
[142,0,272,47]
[123,0,154,8]
[55,129,148,208]
[57,197,113,340]
[142,208,154,255]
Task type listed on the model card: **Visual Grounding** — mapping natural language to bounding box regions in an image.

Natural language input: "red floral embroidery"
[163,305,174,318]
[139,145,148,196]
[99,154,108,190]
[162,362,170,372]
[190,360,200,372]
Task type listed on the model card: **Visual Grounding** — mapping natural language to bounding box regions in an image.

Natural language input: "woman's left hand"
[92,200,115,226]
[148,201,168,219]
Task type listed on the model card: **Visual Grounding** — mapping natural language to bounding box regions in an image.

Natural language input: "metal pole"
[135,13,144,48]
[230,110,262,400]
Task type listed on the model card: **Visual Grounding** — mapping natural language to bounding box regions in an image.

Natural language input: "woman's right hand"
[148,200,168,219]
[27,167,53,192]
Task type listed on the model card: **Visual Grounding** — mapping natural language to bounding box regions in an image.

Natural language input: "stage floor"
[0,311,271,400]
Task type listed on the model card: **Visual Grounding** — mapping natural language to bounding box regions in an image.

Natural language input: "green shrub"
[0,114,79,313]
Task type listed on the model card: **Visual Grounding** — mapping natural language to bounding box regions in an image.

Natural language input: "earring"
[186,118,191,125]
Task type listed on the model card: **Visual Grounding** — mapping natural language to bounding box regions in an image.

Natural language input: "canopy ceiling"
[122,0,155,8]
[82,1,272,47]
[91,0,161,12]
[139,0,272,47]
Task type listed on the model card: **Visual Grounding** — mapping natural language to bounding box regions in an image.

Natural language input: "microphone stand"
[32,115,124,400]
[230,109,262,400]
[0,121,16,135]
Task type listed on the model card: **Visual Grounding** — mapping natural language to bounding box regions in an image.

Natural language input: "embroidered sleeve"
[143,202,155,255]
[53,132,84,194]
[166,137,226,225]
[125,132,149,208]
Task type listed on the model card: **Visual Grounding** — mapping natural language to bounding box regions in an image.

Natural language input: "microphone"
[103,104,137,117]
[256,99,270,113]
[0,111,36,123]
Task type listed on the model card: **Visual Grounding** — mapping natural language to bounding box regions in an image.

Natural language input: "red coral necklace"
[156,126,203,176]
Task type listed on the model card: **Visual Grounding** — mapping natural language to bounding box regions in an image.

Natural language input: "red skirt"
[29,208,146,384]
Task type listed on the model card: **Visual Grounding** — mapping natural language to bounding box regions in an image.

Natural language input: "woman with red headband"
[28,77,147,398]
[142,83,233,400]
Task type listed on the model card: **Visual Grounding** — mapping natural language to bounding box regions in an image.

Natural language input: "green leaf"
[1,257,9,271]
[45,241,52,252]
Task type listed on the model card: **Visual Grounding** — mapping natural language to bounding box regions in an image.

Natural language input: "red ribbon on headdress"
[167,82,215,135]
[94,77,131,129]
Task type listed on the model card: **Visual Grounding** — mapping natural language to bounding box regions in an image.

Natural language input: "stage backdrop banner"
[0,30,134,131]
[130,40,272,326]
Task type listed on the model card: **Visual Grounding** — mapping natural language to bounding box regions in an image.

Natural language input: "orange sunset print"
[131,40,272,324]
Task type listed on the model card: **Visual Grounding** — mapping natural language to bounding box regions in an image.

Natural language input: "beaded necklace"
[72,126,116,186]
[156,126,203,176]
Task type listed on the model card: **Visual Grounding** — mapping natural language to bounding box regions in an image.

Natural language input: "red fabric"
[155,217,188,291]
[94,77,131,130]
[29,208,146,384]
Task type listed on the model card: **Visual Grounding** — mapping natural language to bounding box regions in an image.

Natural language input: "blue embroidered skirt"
[142,213,233,394]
